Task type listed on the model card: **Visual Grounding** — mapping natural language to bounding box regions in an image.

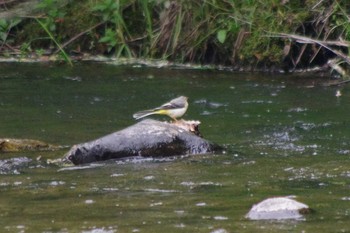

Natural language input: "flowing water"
[0,62,350,232]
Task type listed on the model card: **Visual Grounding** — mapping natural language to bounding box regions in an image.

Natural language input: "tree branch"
[271,33,350,65]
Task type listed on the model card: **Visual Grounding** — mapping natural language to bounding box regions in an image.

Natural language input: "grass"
[35,18,73,66]
[0,0,349,72]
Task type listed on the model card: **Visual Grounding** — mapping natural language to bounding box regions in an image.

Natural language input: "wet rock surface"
[246,197,310,220]
[64,119,220,165]
[0,138,61,152]
[0,157,32,175]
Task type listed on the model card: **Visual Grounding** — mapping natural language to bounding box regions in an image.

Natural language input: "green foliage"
[217,30,227,44]
[98,28,117,52]
[36,18,72,66]
[20,42,32,57]
[329,1,350,41]
[37,0,66,33]
[1,0,350,69]
[0,20,8,42]
[92,0,132,57]
[139,0,153,43]
[0,18,21,43]
[35,49,45,57]
[92,0,119,22]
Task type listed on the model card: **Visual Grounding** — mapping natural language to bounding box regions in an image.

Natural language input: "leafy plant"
[37,0,66,32]
[36,18,72,66]
[35,49,45,57]
[92,0,132,57]
[0,20,8,43]
[0,18,21,44]
[217,30,227,44]
[92,0,119,22]
[20,42,32,57]
[99,28,117,52]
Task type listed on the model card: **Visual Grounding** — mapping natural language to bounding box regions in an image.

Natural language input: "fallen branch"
[271,33,350,65]
[274,33,349,47]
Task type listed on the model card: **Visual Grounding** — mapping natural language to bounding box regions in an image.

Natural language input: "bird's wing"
[157,101,183,110]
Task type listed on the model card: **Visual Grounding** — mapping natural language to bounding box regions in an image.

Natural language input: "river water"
[0,62,350,232]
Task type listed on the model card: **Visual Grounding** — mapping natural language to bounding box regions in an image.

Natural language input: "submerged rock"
[0,138,61,152]
[246,197,310,220]
[64,119,219,165]
[0,157,32,175]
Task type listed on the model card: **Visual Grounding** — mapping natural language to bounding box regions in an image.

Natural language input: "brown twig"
[53,22,104,54]
[294,43,307,67]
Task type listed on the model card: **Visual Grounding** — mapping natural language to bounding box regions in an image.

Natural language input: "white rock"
[246,197,309,220]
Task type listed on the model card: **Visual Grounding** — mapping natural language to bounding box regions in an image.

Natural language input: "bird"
[133,96,188,121]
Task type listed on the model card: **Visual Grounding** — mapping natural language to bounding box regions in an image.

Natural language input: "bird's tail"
[133,109,158,120]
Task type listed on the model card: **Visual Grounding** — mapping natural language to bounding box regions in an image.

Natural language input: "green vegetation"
[35,18,73,66]
[0,0,349,72]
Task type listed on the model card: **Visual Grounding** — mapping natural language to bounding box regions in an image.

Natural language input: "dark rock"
[64,119,220,165]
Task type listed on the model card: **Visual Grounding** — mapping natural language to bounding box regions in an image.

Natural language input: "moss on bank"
[0,0,350,73]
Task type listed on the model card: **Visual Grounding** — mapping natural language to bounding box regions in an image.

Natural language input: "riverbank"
[1,0,349,75]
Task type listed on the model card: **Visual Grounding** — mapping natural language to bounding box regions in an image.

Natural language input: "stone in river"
[246,196,310,220]
[64,119,220,165]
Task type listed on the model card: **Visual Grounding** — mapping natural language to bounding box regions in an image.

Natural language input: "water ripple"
[0,157,32,175]
[144,188,178,193]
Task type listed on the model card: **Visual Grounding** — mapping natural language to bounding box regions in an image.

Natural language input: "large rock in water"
[64,119,219,165]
